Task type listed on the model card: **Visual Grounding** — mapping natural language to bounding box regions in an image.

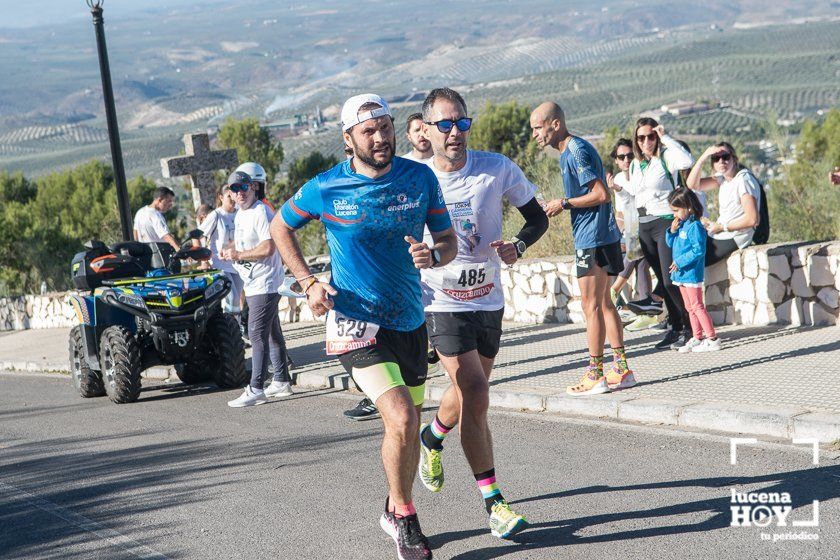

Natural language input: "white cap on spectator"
[341,93,391,132]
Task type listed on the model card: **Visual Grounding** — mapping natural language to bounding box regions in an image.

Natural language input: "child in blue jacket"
[666,188,722,352]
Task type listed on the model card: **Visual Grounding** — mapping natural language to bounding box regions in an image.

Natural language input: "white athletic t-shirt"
[421,150,537,312]
[401,151,432,164]
[233,201,282,296]
[714,169,761,248]
[199,208,236,273]
[133,205,170,243]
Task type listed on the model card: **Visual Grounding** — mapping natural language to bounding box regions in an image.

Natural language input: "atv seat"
[110,241,175,272]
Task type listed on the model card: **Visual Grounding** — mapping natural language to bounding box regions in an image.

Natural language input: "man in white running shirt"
[133,187,179,250]
[402,112,433,163]
[416,88,548,540]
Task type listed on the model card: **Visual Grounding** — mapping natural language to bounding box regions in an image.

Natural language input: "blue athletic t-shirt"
[559,136,620,250]
[280,156,451,331]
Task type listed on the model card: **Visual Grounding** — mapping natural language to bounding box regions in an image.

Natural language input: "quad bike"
[67,230,247,404]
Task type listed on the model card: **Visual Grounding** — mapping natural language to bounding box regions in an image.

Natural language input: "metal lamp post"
[86,0,133,241]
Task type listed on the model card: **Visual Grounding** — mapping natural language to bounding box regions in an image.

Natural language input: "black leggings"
[246,292,290,390]
[639,218,689,332]
[705,237,739,266]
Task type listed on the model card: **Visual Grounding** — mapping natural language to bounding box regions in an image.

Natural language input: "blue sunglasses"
[425,117,472,133]
[229,183,250,193]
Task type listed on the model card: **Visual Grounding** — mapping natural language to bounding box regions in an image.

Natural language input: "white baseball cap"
[341,93,392,132]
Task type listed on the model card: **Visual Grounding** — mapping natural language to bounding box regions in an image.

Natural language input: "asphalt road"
[1,373,838,560]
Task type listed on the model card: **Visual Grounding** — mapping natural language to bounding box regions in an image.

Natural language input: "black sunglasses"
[710,152,732,164]
[229,183,250,193]
[425,117,473,133]
[615,153,633,161]
[636,132,658,143]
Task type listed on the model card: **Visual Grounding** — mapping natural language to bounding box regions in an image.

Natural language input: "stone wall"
[2,242,838,331]
[501,241,840,327]
[0,293,77,331]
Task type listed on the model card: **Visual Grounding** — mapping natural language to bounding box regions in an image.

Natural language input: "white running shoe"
[227,386,268,408]
[692,337,722,352]
[265,381,293,398]
[678,337,704,353]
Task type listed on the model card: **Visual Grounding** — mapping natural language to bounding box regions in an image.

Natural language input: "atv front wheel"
[174,360,212,384]
[99,326,142,404]
[206,313,247,388]
[69,325,105,398]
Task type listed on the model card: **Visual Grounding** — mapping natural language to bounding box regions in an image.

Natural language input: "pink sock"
[391,501,416,518]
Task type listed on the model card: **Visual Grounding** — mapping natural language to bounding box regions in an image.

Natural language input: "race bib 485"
[441,262,496,301]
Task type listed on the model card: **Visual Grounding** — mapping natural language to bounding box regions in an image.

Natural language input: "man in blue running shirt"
[530,102,638,398]
[271,93,457,560]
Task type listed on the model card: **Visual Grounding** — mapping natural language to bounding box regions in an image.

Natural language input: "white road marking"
[0,480,172,560]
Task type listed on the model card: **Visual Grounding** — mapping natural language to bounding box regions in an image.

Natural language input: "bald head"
[530,102,568,150]
[532,102,565,125]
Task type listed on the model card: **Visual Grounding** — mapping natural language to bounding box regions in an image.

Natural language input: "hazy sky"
[0,0,228,29]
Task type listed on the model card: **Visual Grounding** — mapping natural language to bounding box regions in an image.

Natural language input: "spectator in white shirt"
[133,187,179,250]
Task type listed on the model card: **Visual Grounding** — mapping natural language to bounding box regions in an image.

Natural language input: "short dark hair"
[610,138,633,159]
[406,112,423,133]
[668,187,704,218]
[422,88,467,121]
[153,186,175,201]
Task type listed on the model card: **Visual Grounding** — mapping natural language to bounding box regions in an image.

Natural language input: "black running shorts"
[575,241,623,278]
[338,323,429,389]
[425,309,504,359]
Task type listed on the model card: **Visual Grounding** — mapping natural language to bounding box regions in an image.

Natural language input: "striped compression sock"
[475,468,505,513]
[421,415,453,451]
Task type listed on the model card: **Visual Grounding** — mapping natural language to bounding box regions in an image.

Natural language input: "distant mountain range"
[0,0,837,177]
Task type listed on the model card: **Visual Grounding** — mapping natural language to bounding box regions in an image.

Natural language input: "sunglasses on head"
[710,152,732,163]
[636,132,658,143]
[615,153,633,161]
[425,117,473,134]
[229,183,250,193]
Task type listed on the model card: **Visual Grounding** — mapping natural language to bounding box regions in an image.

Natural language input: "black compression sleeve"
[513,197,549,248]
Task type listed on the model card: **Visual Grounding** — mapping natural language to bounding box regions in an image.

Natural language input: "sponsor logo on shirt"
[441,284,495,301]
[332,198,360,217]
[388,193,421,212]
[449,200,472,218]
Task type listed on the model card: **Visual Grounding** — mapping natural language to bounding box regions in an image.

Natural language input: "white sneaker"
[692,337,722,353]
[678,337,704,353]
[265,381,293,398]
[227,386,268,408]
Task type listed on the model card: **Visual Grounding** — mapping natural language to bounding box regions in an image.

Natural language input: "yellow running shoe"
[489,500,529,539]
[605,363,638,390]
[418,423,444,493]
[566,366,610,396]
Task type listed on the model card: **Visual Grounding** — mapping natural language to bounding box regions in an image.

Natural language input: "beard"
[353,139,395,170]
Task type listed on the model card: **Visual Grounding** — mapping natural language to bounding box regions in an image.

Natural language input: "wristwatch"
[561,198,573,210]
[512,237,527,258]
[431,248,442,267]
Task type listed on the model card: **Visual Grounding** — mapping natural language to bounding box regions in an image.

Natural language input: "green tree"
[470,101,536,169]
[217,117,284,182]
[768,109,840,242]
[0,162,163,295]
[271,151,339,203]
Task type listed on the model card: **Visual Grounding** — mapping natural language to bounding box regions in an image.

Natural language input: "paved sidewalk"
[3,321,840,441]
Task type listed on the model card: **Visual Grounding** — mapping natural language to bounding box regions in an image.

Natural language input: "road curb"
[7,361,840,443]
[293,370,840,443]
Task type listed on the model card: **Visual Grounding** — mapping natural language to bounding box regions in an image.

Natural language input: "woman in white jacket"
[622,118,695,349]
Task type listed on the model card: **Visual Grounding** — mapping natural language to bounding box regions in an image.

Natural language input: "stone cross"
[161,133,238,210]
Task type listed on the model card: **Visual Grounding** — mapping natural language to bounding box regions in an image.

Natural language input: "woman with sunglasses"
[607,138,654,327]
[221,170,293,407]
[199,183,244,319]
[624,118,695,350]
[686,142,761,266]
